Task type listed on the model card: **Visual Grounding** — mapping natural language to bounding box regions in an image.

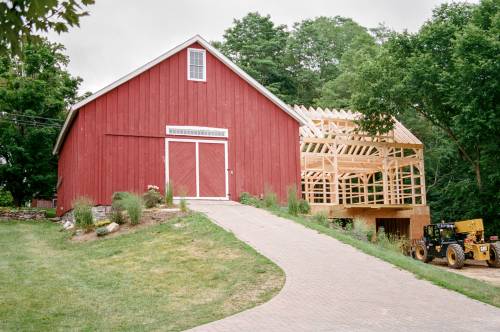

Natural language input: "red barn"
[53,35,307,216]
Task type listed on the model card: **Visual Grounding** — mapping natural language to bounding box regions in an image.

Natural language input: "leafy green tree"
[351,0,500,234]
[216,12,295,102]
[0,39,81,205]
[287,16,375,105]
[0,0,95,56]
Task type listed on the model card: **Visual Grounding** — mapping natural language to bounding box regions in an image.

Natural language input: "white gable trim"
[53,35,307,155]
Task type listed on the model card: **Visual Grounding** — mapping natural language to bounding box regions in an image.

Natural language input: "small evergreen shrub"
[298,199,310,214]
[96,226,109,237]
[143,185,162,208]
[72,197,94,232]
[263,188,278,208]
[0,188,14,207]
[165,182,174,207]
[287,186,299,216]
[122,194,143,225]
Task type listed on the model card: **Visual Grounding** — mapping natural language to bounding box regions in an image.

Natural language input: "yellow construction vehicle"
[413,219,500,269]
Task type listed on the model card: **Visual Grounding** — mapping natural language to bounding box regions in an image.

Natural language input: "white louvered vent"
[166,126,228,138]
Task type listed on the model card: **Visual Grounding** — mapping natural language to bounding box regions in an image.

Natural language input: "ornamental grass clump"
[122,194,143,225]
[72,197,94,232]
[298,199,310,214]
[312,212,330,227]
[350,219,375,242]
[263,187,278,208]
[287,186,299,216]
[165,182,174,207]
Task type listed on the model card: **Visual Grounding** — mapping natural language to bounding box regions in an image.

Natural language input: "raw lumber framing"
[296,106,426,208]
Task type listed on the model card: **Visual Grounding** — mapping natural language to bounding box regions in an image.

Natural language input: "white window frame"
[187,48,206,82]
[165,138,229,200]
[166,125,228,138]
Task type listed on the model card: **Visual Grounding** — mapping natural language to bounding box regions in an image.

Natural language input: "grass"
[248,203,500,308]
[0,213,284,331]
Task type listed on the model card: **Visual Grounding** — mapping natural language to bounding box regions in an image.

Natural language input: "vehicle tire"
[446,244,465,269]
[415,242,433,263]
[487,242,500,268]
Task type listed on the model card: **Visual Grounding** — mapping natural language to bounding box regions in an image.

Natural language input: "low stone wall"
[62,205,111,224]
[0,208,46,221]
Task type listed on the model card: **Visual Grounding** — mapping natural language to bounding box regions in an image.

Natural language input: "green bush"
[298,199,310,214]
[287,186,299,216]
[95,226,109,237]
[263,188,278,208]
[143,189,162,208]
[239,192,252,205]
[165,182,174,207]
[112,192,129,203]
[311,212,329,227]
[349,219,374,242]
[122,194,143,225]
[73,197,94,232]
[0,188,14,207]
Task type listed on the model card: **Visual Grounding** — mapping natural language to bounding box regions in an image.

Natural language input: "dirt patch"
[71,207,187,242]
[431,259,500,286]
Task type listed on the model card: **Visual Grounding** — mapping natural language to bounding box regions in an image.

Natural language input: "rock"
[63,221,74,230]
[106,222,119,233]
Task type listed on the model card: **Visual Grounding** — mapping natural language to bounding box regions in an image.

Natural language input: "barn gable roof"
[53,35,308,155]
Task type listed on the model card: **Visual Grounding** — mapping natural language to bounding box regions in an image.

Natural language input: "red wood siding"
[57,42,301,215]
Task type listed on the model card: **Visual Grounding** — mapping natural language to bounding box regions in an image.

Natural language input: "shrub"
[287,186,299,216]
[298,199,310,214]
[165,182,174,207]
[112,192,129,203]
[263,187,278,208]
[143,186,162,208]
[239,192,252,205]
[350,219,374,242]
[121,194,143,225]
[0,188,14,207]
[96,226,109,237]
[312,212,329,227]
[73,197,94,232]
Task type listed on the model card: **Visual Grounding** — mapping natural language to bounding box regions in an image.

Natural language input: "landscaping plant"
[143,185,162,208]
[165,182,174,207]
[312,212,330,228]
[350,219,374,242]
[72,197,94,232]
[121,194,143,225]
[180,198,188,212]
[287,186,299,216]
[298,199,310,214]
[263,187,278,208]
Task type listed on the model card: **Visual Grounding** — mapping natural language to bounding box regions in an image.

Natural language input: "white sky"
[47,0,478,94]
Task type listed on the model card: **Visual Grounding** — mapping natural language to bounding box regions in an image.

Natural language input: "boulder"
[63,221,74,230]
[106,222,119,233]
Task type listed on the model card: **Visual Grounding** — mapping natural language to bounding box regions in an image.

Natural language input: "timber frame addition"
[296,106,426,209]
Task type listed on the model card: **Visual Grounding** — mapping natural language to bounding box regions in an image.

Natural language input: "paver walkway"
[188,201,500,331]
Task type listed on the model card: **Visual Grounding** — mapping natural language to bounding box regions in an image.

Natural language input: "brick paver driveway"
[188,201,500,331]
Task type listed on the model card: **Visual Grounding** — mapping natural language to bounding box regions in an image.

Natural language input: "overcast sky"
[47,0,478,94]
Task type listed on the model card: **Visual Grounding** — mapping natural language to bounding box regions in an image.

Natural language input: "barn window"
[188,48,206,81]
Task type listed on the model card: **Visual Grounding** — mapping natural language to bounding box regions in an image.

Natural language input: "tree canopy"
[0,0,95,56]
[0,39,81,205]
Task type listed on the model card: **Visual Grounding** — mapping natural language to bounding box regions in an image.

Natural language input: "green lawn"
[261,205,500,308]
[0,213,284,331]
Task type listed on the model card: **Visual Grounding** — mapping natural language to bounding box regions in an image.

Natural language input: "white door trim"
[165,138,229,200]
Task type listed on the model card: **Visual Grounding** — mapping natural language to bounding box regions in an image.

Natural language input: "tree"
[287,16,374,105]
[0,39,81,205]
[0,0,95,56]
[215,12,295,102]
[351,0,500,234]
